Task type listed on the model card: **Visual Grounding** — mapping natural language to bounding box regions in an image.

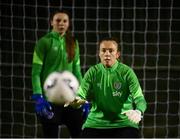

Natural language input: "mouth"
[59,27,64,30]
[104,57,110,60]
[58,26,64,29]
[104,59,111,63]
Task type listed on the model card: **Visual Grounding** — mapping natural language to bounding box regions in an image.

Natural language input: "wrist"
[136,109,144,114]
[135,109,143,119]
[32,94,43,99]
[32,94,45,104]
[135,109,141,114]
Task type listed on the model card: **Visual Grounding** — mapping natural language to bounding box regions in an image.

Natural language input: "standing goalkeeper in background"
[73,37,147,138]
[31,10,84,138]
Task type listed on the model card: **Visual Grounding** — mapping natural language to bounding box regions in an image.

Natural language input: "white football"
[43,71,79,105]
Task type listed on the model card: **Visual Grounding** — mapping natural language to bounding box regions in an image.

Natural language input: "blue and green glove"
[32,94,54,119]
[82,102,90,120]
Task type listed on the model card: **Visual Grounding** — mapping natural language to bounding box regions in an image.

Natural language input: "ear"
[116,51,120,59]
[98,49,101,57]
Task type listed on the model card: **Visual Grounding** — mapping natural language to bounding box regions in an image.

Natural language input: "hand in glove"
[82,102,90,119]
[122,110,142,124]
[32,94,54,119]
[69,96,88,108]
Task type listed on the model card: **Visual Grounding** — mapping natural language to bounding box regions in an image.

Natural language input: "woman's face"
[51,12,70,36]
[99,40,120,67]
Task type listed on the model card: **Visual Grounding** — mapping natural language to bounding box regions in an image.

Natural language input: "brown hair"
[99,37,121,51]
[66,30,76,62]
[50,9,76,62]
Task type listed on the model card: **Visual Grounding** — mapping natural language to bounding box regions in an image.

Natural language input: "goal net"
[1,0,180,138]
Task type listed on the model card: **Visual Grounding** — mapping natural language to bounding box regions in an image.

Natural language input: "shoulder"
[117,62,135,75]
[73,34,78,41]
[84,64,101,77]
[89,63,102,72]
[74,38,79,46]
[37,32,52,43]
[35,32,53,50]
[117,62,132,70]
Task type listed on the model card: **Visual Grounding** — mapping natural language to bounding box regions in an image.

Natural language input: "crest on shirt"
[113,81,121,90]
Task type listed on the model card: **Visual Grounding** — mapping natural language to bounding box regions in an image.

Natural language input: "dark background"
[1,0,180,138]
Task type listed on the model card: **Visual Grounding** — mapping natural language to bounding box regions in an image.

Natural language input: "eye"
[56,19,61,22]
[109,49,113,53]
[63,19,68,23]
[102,49,106,53]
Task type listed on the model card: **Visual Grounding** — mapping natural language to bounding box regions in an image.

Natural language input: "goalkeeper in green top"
[31,10,85,138]
[72,37,147,138]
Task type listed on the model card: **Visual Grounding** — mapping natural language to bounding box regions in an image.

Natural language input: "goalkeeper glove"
[122,110,142,124]
[82,102,90,119]
[32,94,54,119]
[69,96,88,108]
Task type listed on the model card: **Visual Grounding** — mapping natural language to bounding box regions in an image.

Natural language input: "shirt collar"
[101,60,119,72]
[50,31,66,39]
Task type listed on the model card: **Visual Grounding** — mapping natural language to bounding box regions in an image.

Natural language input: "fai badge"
[113,81,121,90]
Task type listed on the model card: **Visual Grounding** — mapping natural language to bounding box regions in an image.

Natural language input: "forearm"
[134,96,147,114]
[32,63,43,93]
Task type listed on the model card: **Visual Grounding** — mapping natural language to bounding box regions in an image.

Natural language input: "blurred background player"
[72,37,147,138]
[31,10,87,138]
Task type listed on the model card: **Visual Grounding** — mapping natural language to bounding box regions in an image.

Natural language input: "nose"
[59,21,63,25]
[104,50,110,55]
[58,20,64,25]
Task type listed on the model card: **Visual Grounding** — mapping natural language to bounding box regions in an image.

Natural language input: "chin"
[105,64,112,68]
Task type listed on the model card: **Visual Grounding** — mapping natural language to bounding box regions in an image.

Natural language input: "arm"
[77,67,94,100]
[123,69,147,123]
[128,69,147,113]
[31,37,54,119]
[32,37,49,94]
[71,67,93,107]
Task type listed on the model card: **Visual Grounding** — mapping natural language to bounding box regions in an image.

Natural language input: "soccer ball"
[43,71,79,105]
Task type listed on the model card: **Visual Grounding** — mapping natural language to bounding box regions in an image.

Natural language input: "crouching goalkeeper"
[71,37,147,138]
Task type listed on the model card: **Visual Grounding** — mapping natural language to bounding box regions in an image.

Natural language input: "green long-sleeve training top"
[78,60,147,129]
[32,31,82,94]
